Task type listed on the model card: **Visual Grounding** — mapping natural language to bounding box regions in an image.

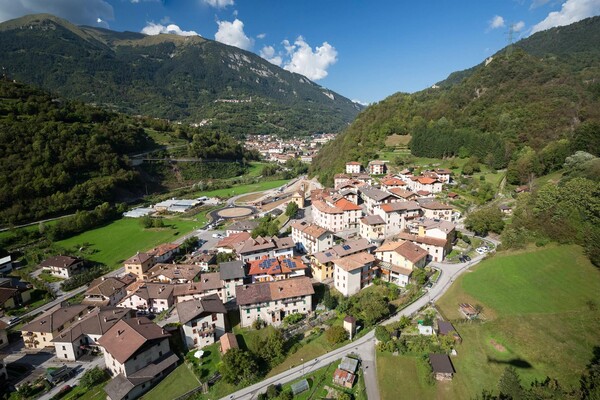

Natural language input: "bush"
[283,313,303,325]
[325,325,348,344]
[375,326,391,343]
[80,367,109,389]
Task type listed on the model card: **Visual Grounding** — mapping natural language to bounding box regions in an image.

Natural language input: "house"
[373,201,422,235]
[99,318,179,400]
[437,319,462,343]
[359,215,386,243]
[177,294,227,350]
[407,176,443,194]
[388,187,418,201]
[143,263,202,284]
[333,252,377,297]
[291,221,334,254]
[0,287,25,312]
[219,260,247,304]
[333,368,356,388]
[21,304,89,349]
[173,273,224,303]
[310,238,375,282]
[374,241,427,286]
[219,332,239,354]
[499,205,512,215]
[0,256,12,274]
[236,277,314,328]
[418,200,453,222]
[185,252,216,271]
[380,177,407,191]
[147,243,180,264]
[118,283,174,313]
[434,168,453,183]
[290,190,306,208]
[429,354,455,381]
[216,232,252,253]
[339,188,359,204]
[339,356,359,374]
[515,185,530,193]
[447,192,459,199]
[345,161,362,174]
[83,277,129,307]
[343,316,357,339]
[311,198,362,233]
[124,252,156,278]
[0,321,8,350]
[52,307,134,361]
[226,220,259,236]
[368,160,387,175]
[396,232,450,262]
[359,187,401,215]
[407,218,456,242]
[39,255,84,279]
[247,256,308,283]
[235,236,295,262]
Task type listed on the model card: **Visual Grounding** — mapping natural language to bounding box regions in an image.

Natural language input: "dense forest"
[0,79,257,225]
[310,17,600,184]
[0,14,361,137]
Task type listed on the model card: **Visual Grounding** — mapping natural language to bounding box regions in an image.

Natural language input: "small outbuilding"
[333,368,356,388]
[219,333,239,354]
[437,319,462,343]
[343,316,356,339]
[429,354,455,381]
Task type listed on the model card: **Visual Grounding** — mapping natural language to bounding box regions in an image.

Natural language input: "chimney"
[137,319,142,325]
[103,317,108,323]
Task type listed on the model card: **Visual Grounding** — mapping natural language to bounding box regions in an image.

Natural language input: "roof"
[339,356,359,373]
[334,198,362,211]
[248,256,308,277]
[85,277,127,298]
[429,354,455,374]
[219,260,247,281]
[368,160,386,166]
[227,220,259,232]
[172,273,223,297]
[291,221,331,239]
[0,320,8,330]
[419,200,452,210]
[435,168,452,174]
[176,294,226,325]
[313,238,374,264]
[360,187,399,202]
[124,252,153,265]
[397,232,447,247]
[333,368,356,385]
[437,320,458,335]
[129,283,174,301]
[417,218,455,234]
[360,215,385,226]
[52,307,132,343]
[380,201,421,213]
[236,277,314,306]
[375,241,403,253]
[312,199,343,214]
[380,177,406,186]
[389,188,417,199]
[21,304,89,333]
[346,161,361,165]
[217,232,252,249]
[220,332,239,352]
[333,252,376,272]
[146,263,202,282]
[394,241,428,264]
[416,177,439,185]
[39,255,81,269]
[98,317,170,364]
[0,287,19,305]
[377,261,413,277]
[344,315,356,323]
[148,243,180,258]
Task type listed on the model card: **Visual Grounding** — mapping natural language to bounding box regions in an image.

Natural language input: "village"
[243,133,336,164]
[0,158,492,400]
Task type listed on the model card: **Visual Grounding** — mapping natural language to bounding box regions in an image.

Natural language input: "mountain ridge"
[0,13,361,137]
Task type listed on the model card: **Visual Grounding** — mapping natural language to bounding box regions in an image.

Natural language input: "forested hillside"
[0,14,361,137]
[310,17,600,184]
[0,79,255,224]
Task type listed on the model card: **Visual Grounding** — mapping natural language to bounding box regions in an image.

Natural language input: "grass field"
[377,353,436,400]
[56,217,199,268]
[378,245,600,400]
[194,179,289,199]
[384,134,412,147]
[142,364,199,400]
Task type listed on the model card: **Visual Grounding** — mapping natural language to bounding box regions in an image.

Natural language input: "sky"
[0,0,599,104]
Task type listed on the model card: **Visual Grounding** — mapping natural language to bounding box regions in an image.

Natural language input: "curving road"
[219,236,499,400]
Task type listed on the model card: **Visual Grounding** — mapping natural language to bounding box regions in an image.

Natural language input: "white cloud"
[256,33,266,39]
[530,0,552,9]
[259,45,282,66]
[202,0,234,8]
[352,99,369,106]
[142,22,199,36]
[531,0,600,34]
[489,15,505,29]
[513,20,526,31]
[0,0,114,26]
[281,36,338,81]
[215,18,253,50]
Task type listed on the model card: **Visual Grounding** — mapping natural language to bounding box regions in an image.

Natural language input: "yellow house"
[290,190,305,208]
[124,252,155,278]
[21,304,89,349]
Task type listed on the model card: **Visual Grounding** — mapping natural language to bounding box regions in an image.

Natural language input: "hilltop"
[310,17,600,184]
[0,14,362,137]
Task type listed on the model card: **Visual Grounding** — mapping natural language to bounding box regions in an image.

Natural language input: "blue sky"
[1,0,599,103]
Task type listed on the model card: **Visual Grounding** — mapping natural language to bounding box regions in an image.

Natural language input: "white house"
[291,221,334,254]
[359,187,401,215]
[39,256,84,279]
[345,162,362,174]
[177,294,227,350]
[374,201,422,235]
[418,200,454,222]
[333,252,377,297]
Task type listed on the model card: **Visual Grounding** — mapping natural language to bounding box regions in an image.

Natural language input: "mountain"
[0,14,362,137]
[310,17,600,184]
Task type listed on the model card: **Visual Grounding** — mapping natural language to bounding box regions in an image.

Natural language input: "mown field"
[193,179,289,199]
[378,245,600,399]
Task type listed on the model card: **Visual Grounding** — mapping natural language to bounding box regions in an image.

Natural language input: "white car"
[212,233,222,239]
[475,247,487,255]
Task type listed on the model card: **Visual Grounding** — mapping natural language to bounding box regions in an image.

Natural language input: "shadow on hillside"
[487,357,533,369]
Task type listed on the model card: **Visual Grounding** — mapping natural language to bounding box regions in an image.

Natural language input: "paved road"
[219,236,498,400]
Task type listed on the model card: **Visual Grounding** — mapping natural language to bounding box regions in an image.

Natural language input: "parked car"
[464,255,471,261]
[475,248,487,255]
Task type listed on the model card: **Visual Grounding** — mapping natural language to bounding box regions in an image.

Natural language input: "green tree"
[80,367,109,389]
[465,207,505,235]
[322,287,338,309]
[285,202,299,218]
[325,325,348,344]
[261,329,286,368]
[220,348,259,385]
[375,326,391,343]
[412,268,427,286]
[498,367,525,400]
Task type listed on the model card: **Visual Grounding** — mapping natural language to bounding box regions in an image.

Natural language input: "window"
[159,351,163,357]
[62,345,66,350]
[212,314,218,321]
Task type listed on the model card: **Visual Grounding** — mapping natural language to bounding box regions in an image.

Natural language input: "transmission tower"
[505,24,516,58]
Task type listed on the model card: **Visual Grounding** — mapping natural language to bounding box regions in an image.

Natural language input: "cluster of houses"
[243,133,336,164]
